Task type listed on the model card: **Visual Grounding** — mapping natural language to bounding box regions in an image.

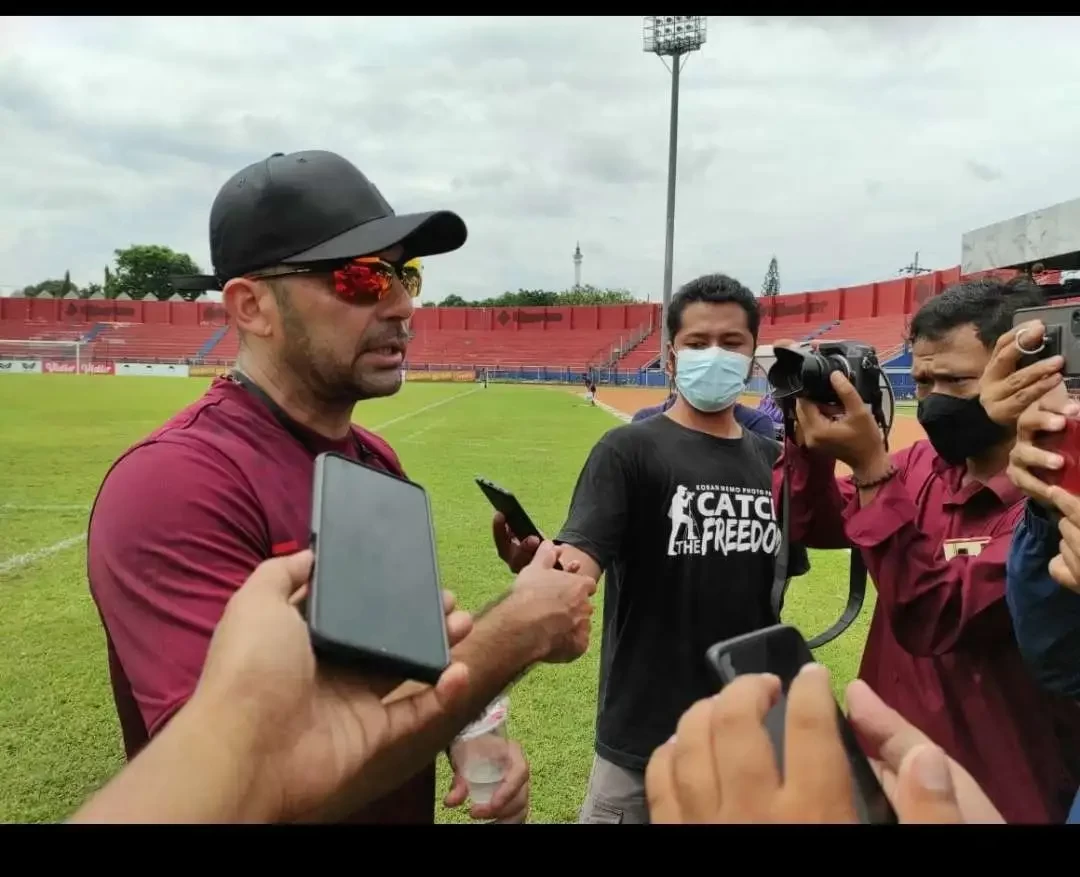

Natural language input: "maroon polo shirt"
[775,438,1080,823]
[86,376,434,823]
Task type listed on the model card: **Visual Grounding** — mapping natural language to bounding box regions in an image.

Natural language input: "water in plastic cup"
[452,697,510,805]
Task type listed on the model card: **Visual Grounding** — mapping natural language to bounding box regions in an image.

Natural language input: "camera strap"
[770,466,868,649]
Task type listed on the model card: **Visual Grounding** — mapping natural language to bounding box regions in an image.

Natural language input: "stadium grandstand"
[3,258,1079,391]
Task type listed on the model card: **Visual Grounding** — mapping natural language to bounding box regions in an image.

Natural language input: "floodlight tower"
[644,15,707,368]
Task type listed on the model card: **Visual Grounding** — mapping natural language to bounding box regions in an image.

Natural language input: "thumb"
[444,769,469,808]
[529,540,557,570]
[247,550,314,601]
[829,371,864,413]
[893,744,964,824]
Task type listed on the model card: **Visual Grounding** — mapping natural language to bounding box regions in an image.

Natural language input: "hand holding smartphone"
[307,453,450,685]
[476,477,564,571]
[705,624,897,824]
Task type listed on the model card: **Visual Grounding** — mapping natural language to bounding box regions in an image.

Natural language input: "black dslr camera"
[767,341,892,441]
[768,341,882,407]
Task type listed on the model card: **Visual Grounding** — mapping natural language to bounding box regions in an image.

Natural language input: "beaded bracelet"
[852,465,898,489]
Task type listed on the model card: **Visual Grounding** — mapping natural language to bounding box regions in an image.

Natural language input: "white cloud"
[2,15,1080,300]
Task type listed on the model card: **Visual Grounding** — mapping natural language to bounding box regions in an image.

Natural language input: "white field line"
[0,534,84,575]
[576,391,631,423]
[0,388,481,575]
[368,387,481,432]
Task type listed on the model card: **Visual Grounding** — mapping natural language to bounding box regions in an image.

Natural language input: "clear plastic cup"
[450,696,510,805]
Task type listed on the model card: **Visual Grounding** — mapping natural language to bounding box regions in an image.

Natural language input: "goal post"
[0,339,88,374]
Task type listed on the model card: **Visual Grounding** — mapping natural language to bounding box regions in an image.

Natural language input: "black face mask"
[916,393,1007,465]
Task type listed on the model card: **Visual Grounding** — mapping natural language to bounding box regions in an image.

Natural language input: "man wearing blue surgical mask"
[540,274,795,824]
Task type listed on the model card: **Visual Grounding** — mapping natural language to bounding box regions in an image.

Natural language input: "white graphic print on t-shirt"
[666,483,781,557]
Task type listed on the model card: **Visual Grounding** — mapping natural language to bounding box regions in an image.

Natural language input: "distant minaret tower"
[573,241,583,290]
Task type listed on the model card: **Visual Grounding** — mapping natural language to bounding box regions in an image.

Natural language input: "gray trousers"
[578,755,650,824]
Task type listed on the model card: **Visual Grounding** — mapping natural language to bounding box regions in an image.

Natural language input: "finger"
[709,674,783,822]
[984,323,1047,381]
[828,371,865,414]
[381,661,471,745]
[892,745,964,824]
[982,325,1023,381]
[529,540,558,570]
[487,783,529,823]
[795,398,829,433]
[845,680,931,767]
[288,583,310,608]
[780,664,858,823]
[668,698,724,820]
[1061,516,1080,545]
[645,740,681,823]
[1059,534,1080,583]
[989,372,1064,421]
[492,512,513,557]
[442,590,457,615]
[471,741,529,819]
[1049,485,1080,522]
[443,771,469,808]
[1018,405,1069,441]
[1049,554,1080,592]
[445,610,473,648]
[245,550,314,602]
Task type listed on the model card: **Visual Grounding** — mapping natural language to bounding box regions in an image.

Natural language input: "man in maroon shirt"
[774,277,1080,823]
[87,150,599,824]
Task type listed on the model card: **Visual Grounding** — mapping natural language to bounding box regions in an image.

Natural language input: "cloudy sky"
[2,15,1079,302]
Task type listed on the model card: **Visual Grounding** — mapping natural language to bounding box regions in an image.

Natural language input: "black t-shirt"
[556,414,785,772]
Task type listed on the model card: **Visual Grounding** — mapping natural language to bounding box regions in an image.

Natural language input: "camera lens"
[768,347,810,399]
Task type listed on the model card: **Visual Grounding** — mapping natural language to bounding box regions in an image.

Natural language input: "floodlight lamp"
[642,16,707,56]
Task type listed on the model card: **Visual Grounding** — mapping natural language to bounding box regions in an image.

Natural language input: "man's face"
[911,324,992,401]
[667,301,756,378]
[269,245,415,403]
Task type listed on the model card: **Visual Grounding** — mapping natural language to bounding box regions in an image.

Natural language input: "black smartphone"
[705,624,897,825]
[308,452,450,685]
[475,477,544,540]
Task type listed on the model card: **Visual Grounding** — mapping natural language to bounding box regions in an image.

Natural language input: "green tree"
[761,256,780,297]
[80,282,102,299]
[110,244,202,301]
[434,286,640,308]
[103,266,117,299]
[20,279,68,298]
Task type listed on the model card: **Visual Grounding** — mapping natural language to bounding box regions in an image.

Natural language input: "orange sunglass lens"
[334,260,393,301]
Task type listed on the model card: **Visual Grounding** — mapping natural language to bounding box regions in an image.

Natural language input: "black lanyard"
[228,370,373,462]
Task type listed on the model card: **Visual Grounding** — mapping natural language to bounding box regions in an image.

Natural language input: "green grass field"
[0,375,873,823]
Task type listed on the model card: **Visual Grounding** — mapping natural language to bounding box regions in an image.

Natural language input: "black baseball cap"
[171,150,467,291]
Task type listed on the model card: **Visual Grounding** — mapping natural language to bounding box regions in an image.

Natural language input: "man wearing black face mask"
[773,278,1080,824]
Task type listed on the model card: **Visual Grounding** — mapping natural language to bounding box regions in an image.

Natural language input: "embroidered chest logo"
[942,538,990,560]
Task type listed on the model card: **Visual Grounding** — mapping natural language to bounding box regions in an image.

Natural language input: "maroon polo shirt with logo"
[86,376,433,823]
[775,437,1080,824]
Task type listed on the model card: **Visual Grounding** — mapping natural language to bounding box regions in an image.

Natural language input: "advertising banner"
[405,369,474,383]
[0,359,44,374]
[43,360,115,375]
[115,362,191,378]
[188,365,231,378]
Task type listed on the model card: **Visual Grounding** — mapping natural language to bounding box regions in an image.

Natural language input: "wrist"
[852,449,893,485]
[180,690,284,822]
[498,589,557,665]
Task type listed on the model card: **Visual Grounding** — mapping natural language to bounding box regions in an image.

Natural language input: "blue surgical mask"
[674,347,752,413]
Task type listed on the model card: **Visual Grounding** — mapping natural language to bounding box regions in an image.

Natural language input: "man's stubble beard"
[278,307,402,406]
